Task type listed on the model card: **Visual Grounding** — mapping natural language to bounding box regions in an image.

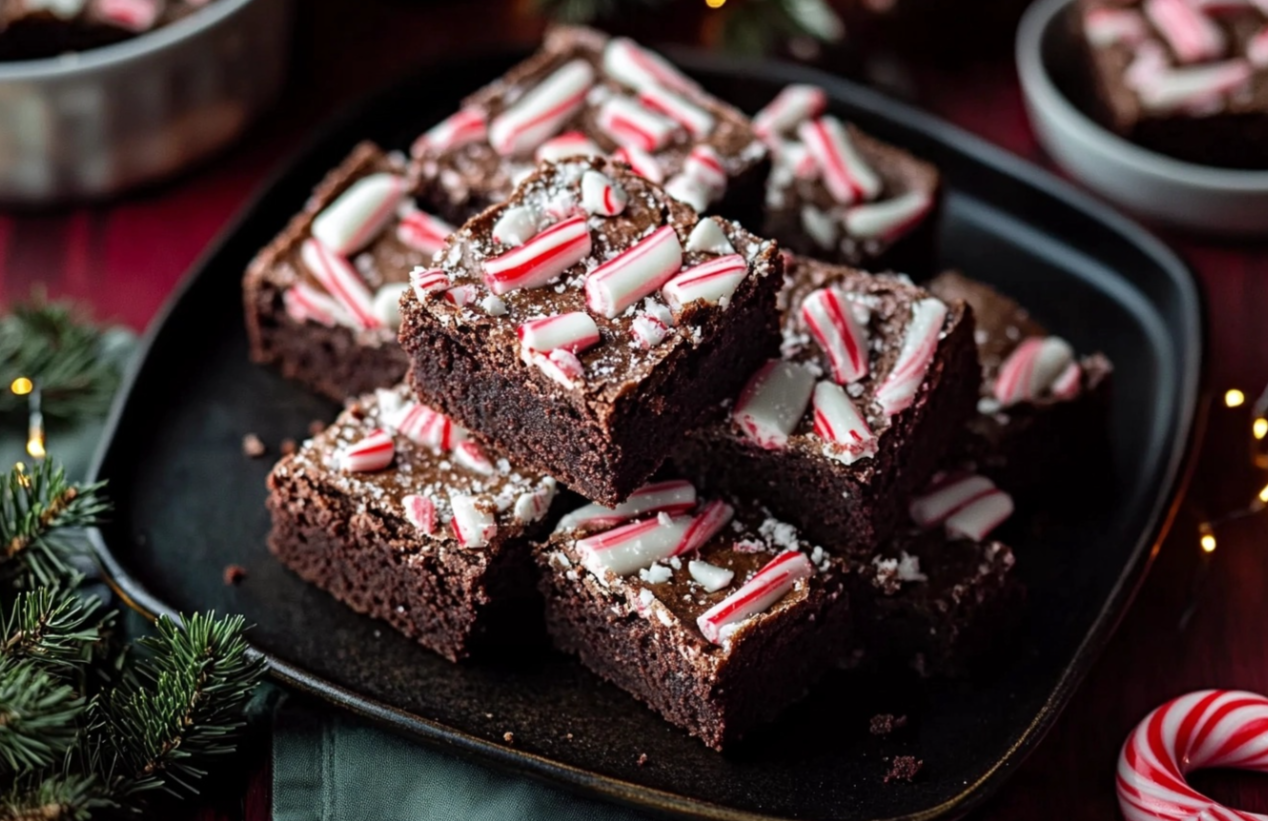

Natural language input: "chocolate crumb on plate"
[637,753,648,766]
[869,713,908,736]
[242,433,266,458]
[503,732,515,744]
[280,438,298,456]
[223,564,248,586]
[884,755,923,784]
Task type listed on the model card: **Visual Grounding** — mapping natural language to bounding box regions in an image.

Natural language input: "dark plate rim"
[86,47,1206,821]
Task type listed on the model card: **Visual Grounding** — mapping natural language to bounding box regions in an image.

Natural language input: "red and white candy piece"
[844,191,933,242]
[585,224,684,318]
[597,96,679,153]
[412,108,487,156]
[402,494,437,535]
[682,145,728,198]
[1083,7,1147,48]
[491,205,540,248]
[556,479,698,532]
[875,298,947,417]
[581,170,628,217]
[488,60,595,157]
[612,145,664,184]
[686,218,736,255]
[529,348,586,388]
[993,336,1075,407]
[1143,0,1226,63]
[802,286,869,384]
[774,139,820,181]
[753,85,828,140]
[311,173,406,257]
[732,360,816,450]
[909,473,997,528]
[444,285,478,307]
[517,312,601,355]
[697,551,813,645]
[483,214,592,296]
[340,428,395,473]
[1191,0,1256,14]
[688,560,734,593]
[798,116,882,205]
[453,440,495,476]
[630,301,674,349]
[639,85,715,138]
[576,500,732,577]
[396,207,455,256]
[392,401,467,451]
[945,489,1014,542]
[94,0,160,31]
[450,493,497,548]
[603,37,699,95]
[410,267,450,301]
[1051,361,1083,401]
[1137,60,1252,112]
[536,131,604,164]
[1118,690,1268,821]
[1249,26,1268,66]
[812,381,877,465]
[300,239,380,330]
[664,175,710,212]
[662,254,747,315]
[283,282,343,328]
[514,479,557,524]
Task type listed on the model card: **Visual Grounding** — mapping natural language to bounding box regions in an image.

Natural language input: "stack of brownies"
[245,27,1111,750]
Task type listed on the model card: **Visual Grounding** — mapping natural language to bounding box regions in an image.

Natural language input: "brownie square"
[410,25,769,227]
[1076,0,1268,168]
[927,272,1112,499]
[754,85,941,273]
[398,155,784,506]
[266,384,560,662]
[675,255,979,556]
[244,142,457,401]
[537,482,851,749]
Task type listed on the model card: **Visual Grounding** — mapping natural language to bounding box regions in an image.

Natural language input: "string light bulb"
[705,0,727,7]
[1201,533,1217,553]
[9,377,31,396]
[1255,418,1267,440]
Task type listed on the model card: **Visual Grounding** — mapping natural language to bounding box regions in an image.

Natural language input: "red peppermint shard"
[402,494,437,535]
[802,286,869,384]
[340,428,395,473]
[484,214,592,296]
[697,551,814,644]
[584,225,684,318]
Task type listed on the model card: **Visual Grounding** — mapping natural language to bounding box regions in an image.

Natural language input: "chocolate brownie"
[266,384,560,662]
[410,25,769,227]
[1077,0,1268,168]
[398,155,783,506]
[754,85,941,273]
[0,0,217,62]
[927,272,1112,499]
[244,142,458,401]
[674,255,979,556]
[537,482,851,750]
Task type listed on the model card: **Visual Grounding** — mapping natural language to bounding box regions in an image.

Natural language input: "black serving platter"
[88,49,1202,821]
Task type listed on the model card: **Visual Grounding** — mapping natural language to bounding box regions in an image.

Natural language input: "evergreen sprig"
[2,587,108,675]
[0,300,121,421]
[0,461,109,588]
[0,658,86,774]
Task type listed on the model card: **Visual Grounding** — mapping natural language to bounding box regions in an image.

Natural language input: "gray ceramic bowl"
[1017,0,1268,236]
[0,0,293,204]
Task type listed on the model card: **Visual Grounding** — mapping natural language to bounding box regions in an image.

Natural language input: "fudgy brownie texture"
[0,0,215,61]
[266,385,560,662]
[410,25,769,227]
[244,142,454,401]
[755,87,941,273]
[1076,0,1268,168]
[537,486,850,750]
[852,528,1022,676]
[927,272,1113,500]
[675,256,979,556]
[399,156,784,506]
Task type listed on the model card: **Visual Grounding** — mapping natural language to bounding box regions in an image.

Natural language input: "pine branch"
[0,658,87,774]
[0,462,109,589]
[0,300,121,422]
[98,613,264,799]
[0,772,112,821]
[1,587,109,675]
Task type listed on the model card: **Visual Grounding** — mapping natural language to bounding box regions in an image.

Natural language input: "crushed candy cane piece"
[612,145,664,184]
[1144,0,1225,63]
[909,473,997,528]
[585,224,684,318]
[875,298,947,417]
[812,380,877,465]
[697,551,813,644]
[536,131,604,164]
[994,336,1075,407]
[732,360,816,450]
[312,173,406,256]
[945,489,1014,542]
[802,286,869,384]
[603,37,699,95]
[662,254,747,315]
[402,494,436,535]
[410,267,450,300]
[450,493,497,548]
[688,560,734,593]
[514,479,557,524]
[393,401,467,451]
[686,218,736,255]
[453,440,495,475]
[488,60,594,156]
[517,311,601,354]
[844,191,932,242]
[556,480,697,532]
[300,239,380,330]
[798,116,881,205]
[396,207,455,256]
[639,85,715,138]
[753,84,827,139]
[484,214,592,295]
[491,205,541,248]
[580,170,628,216]
[530,348,585,388]
[597,96,679,153]
[340,428,395,472]
[412,108,487,156]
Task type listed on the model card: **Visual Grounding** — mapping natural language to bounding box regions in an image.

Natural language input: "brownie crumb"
[223,564,248,586]
[637,753,648,767]
[242,434,266,458]
[564,733,574,741]
[280,438,298,456]
[308,419,326,436]
[884,756,923,784]
[869,714,908,736]
[503,732,515,744]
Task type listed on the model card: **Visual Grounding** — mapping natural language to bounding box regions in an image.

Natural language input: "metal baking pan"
[0,0,292,203]
[87,50,1203,821]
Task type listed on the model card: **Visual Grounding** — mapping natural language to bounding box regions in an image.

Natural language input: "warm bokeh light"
[1201,533,1217,553]
[9,377,32,396]
[26,436,44,459]
[1225,389,1246,408]
[1255,418,1267,440]
[705,0,727,7]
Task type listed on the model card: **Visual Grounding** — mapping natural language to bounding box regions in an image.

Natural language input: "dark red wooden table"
[6,2,1267,818]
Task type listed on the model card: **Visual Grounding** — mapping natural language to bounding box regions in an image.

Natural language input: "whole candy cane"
[1118,690,1268,821]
